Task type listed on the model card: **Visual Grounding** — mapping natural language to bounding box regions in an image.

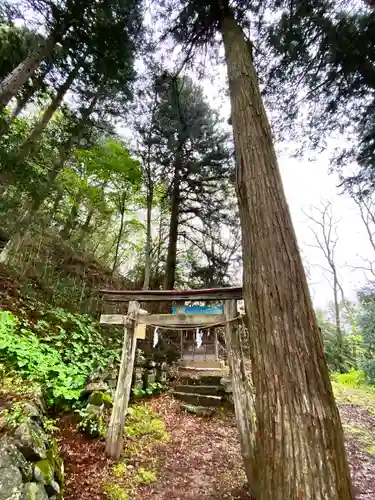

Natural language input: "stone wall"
[78,354,171,437]
[0,394,64,500]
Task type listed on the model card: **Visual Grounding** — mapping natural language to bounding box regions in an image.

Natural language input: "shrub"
[363,360,375,385]
[75,405,106,437]
[0,309,120,408]
[331,369,367,388]
[124,405,169,442]
[103,483,128,500]
[135,467,157,484]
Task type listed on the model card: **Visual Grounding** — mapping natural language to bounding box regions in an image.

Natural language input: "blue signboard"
[172,305,223,315]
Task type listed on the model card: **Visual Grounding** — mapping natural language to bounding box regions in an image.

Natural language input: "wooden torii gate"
[99,286,253,473]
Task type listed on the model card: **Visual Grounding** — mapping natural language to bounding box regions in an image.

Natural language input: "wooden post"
[105,301,140,460]
[180,330,183,358]
[223,300,255,495]
[214,329,219,361]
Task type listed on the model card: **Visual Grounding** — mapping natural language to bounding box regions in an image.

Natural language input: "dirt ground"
[58,388,375,500]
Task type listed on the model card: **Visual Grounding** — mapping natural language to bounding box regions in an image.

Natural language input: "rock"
[133,379,144,390]
[134,367,144,381]
[135,349,146,366]
[31,395,47,416]
[23,403,44,426]
[0,438,33,481]
[86,403,103,414]
[45,481,60,497]
[23,483,49,500]
[88,391,112,407]
[220,377,232,393]
[107,379,117,390]
[83,381,109,394]
[78,404,105,438]
[0,464,24,500]
[144,369,157,385]
[180,404,215,417]
[13,421,48,461]
[157,369,168,384]
[34,459,54,485]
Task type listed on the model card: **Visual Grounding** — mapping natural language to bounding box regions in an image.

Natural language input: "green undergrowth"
[342,422,375,456]
[333,382,375,415]
[332,371,375,416]
[331,370,367,388]
[0,363,42,400]
[124,404,169,442]
[332,373,375,456]
[0,305,122,409]
[103,404,169,499]
[103,483,129,500]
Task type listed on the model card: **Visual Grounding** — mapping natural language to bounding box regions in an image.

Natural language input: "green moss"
[124,404,169,443]
[135,467,157,484]
[113,462,127,478]
[102,392,113,406]
[332,382,375,415]
[103,482,128,500]
[34,459,54,483]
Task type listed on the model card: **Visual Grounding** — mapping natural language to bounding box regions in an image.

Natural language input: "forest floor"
[58,386,375,500]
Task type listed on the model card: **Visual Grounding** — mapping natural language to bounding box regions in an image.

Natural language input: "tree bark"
[333,273,342,344]
[163,159,180,289]
[0,33,60,109]
[112,195,126,275]
[9,87,35,122]
[9,86,38,123]
[60,200,79,240]
[18,65,79,159]
[80,208,94,235]
[220,8,353,500]
[143,182,153,290]
[8,63,52,124]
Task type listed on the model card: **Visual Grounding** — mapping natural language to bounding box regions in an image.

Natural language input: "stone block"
[0,438,33,482]
[23,483,49,500]
[0,464,24,500]
[13,421,48,461]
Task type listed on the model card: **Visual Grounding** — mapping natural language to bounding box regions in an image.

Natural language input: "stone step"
[175,384,220,396]
[180,359,224,369]
[180,404,216,417]
[178,374,223,387]
[173,391,223,407]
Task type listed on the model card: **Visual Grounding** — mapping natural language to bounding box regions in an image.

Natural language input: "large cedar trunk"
[8,63,53,124]
[19,66,79,159]
[0,33,59,109]
[220,10,353,500]
[163,160,180,290]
